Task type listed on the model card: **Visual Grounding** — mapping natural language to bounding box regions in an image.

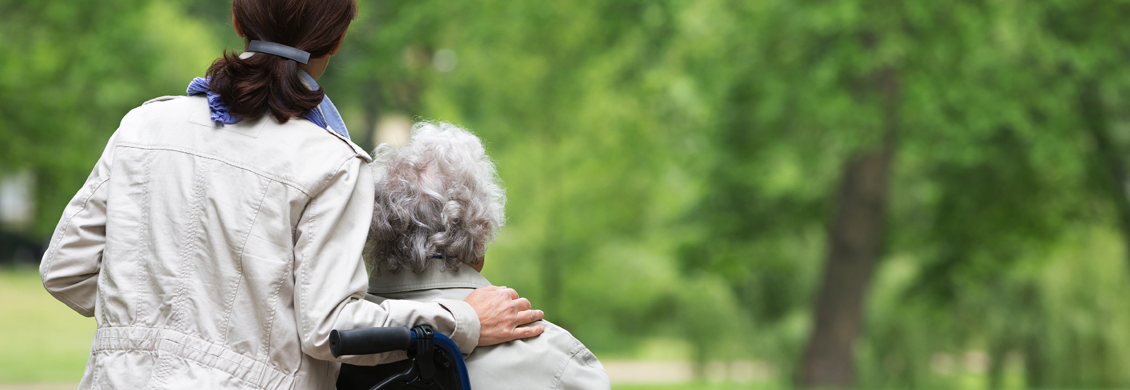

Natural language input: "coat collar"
[367,262,491,295]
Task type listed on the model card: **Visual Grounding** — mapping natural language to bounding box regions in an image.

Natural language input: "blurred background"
[3,0,1130,389]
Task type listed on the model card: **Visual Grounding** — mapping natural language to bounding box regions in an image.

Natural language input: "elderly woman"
[349,122,610,389]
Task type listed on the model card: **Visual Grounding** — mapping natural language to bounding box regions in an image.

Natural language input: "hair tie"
[246,40,311,64]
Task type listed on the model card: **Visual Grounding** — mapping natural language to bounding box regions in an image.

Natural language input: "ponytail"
[206,51,323,123]
[205,0,357,123]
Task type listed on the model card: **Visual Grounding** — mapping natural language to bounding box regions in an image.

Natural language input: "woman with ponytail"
[39,1,544,388]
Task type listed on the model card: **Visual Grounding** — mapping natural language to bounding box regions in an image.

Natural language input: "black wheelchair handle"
[330,326,414,358]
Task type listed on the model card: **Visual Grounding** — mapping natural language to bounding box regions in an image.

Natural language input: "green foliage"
[858,229,1130,389]
[0,0,219,238]
[8,0,1130,388]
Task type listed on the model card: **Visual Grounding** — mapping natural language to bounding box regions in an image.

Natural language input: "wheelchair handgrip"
[330,326,414,358]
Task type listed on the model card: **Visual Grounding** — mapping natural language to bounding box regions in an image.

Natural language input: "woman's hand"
[464,285,546,346]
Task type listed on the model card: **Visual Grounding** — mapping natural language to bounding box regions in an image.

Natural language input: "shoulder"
[117,95,371,195]
[465,320,608,389]
[261,116,372,195]
[538,320,588,353]
[128,96,367,162]
[118,95,188,123]
[538,321,608,385]
[556,338,609,390]
[143,95,182,106]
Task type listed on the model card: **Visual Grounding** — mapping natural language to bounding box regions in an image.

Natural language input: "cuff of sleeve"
[42,278,96,317]
[433,298,480,355]
[61,294,96,318]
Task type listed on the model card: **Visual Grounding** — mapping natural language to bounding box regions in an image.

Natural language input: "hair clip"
[246,40,311,64]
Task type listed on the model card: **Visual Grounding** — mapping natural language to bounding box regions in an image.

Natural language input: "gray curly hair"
[367,121,506,273]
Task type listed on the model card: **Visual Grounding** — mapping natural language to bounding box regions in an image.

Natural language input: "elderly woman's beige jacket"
[366,264,610,390]
[39,96,480,390]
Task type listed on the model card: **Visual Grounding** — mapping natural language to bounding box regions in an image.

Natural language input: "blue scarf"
[186,70,350,140]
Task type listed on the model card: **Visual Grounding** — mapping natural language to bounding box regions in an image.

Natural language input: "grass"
[2,266,750,388]
[614,384,784,390]
[3,267,1108,390]
[0,266,95,384]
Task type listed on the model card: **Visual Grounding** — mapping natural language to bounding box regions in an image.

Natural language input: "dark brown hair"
[207,0,357,123]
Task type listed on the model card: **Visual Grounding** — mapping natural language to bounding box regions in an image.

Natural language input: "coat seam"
[171,339,268,390]
[297,194,318,346]
[221,179,272,346]
[179,357,268,390]
[97,256,109,326]
[146,352,172,390]
[310,155,358,199]
[115,143,318,197]
[96,327,294,389]
[549,343,591,390]
[89,352,102,390]
[132,149,155,326]
[322,122,372,163]
[168,159,213,330]
[294,158,348,346]
[261,242,286,359]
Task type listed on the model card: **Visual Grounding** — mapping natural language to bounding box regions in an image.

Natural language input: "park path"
[604,360,774,384]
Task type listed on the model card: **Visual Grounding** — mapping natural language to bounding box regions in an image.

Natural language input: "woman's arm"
[292,156,482,364]
[40,132,119,317]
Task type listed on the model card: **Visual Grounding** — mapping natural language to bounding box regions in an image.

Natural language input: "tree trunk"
[799,67,899,388]
[1079,79,1130,271]
[987,340,1008,390]
[358,79,383,150]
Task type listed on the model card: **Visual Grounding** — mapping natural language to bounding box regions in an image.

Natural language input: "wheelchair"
[331,325,471,390]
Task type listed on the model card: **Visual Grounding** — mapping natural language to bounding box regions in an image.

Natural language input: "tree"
[0,0,219,239]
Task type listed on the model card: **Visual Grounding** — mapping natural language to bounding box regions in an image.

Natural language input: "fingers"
[511,324,545,339]
[483,285,519,299]
[513,297,532,311]
[516,309,544,325]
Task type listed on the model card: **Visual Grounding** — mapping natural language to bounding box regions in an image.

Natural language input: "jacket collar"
[368,262,491,295]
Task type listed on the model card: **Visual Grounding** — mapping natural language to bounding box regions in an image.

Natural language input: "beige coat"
[39,96,480,390]
[367,264,610,390]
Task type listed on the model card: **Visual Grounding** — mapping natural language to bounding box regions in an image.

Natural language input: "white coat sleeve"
[40,132,119,317]
[292,156,480,365]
